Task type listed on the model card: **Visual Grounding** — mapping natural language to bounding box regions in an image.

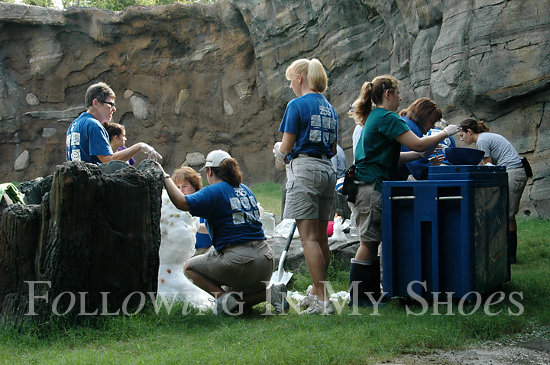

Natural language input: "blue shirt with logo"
[278,93,338,160]
[185,181,265,250]
[66,113,112,164]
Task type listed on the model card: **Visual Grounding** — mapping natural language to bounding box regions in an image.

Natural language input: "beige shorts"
[284,156,336,221]
[186,240,274,295]
[508,167,527,218]
[348,182,382,242]
[192,246,211,257]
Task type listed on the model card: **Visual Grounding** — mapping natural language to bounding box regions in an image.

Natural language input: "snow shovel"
[269,220,296,287]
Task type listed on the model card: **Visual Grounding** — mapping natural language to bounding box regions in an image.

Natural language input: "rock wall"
[0,0,549,217]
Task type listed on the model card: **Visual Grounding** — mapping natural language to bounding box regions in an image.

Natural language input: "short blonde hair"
[285,58,328,93]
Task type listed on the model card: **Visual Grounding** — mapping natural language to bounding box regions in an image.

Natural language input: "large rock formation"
[0,0,549,216]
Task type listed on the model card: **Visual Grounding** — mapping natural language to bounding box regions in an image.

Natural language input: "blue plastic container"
[428,165,507,185]
[443,147,485,165]
[382,175,509,300]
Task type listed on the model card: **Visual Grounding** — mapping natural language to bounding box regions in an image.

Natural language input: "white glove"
[141,142,162,162]
[273,142,286,165]
[443,124,459,137]
[153,161,170,179]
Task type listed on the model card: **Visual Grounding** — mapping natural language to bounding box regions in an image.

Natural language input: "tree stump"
[0,161,163,324]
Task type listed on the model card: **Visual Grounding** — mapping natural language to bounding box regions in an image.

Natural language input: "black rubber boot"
[508,230,518,264]
[348,258,383,307]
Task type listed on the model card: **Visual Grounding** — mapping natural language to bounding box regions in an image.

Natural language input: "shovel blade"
[269,270,293,287]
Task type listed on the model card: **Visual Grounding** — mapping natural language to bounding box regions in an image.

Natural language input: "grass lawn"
[251,182,283,219]
[0,204,548,363]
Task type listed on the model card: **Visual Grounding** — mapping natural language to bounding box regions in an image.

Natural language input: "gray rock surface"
[13,150,29,171]
[0,0,548,216]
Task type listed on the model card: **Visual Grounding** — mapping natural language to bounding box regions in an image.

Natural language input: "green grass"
[250,182,283,218]
[1,217,548,364]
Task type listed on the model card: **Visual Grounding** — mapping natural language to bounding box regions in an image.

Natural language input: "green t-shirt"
[354,108,410,191]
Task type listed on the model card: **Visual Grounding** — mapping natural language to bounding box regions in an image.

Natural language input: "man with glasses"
[66,82,161,164]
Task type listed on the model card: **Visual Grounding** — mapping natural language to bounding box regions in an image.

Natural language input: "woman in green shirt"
[349,75,460,307]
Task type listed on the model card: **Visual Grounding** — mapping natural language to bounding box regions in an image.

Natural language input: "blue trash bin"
[382,168,509,300]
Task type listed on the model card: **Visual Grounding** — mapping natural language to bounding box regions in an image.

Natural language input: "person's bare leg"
[184,264,224,298]
[318,220,330,274]
[355,241,380,261]
[297,219,329,301]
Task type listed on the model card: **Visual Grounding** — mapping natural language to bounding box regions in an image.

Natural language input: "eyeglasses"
[348,104,356,113]
[101,100,116,109]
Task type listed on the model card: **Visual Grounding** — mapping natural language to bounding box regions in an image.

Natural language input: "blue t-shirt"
[66,113,112,164]
[195,217,212,249]
[278,93,338,160]
[399,116,430,180]
[185,182,265,250]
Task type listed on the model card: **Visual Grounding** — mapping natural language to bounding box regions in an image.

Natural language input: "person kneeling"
[159,150,288,315]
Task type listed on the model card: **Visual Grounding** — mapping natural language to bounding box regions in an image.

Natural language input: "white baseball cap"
[200,150,231,171]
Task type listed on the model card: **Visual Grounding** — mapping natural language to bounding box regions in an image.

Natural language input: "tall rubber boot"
[348,258,382,307]
[508,230,518,264]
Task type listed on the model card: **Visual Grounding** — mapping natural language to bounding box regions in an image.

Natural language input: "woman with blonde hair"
[273,58,338,315]
[349,75,460,307]
[459,118,527,264]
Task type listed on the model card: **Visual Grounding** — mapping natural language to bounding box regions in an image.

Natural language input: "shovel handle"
[276,250,287,281]
[284,220,297,252]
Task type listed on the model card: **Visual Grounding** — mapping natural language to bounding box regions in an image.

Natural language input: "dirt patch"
[382,330,550,365]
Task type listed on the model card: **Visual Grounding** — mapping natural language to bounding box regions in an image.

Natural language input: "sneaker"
[269,283,289,314]
[300,296,335,315]
[299,285,315,309]
[214,292,240,315]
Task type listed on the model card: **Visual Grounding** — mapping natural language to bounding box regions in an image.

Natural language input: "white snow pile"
[157,190,214,311]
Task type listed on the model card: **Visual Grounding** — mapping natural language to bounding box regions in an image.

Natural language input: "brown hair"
[210,158,242,187]
[404,97,442,133]
[171,167,202,192]
[460,118,489,134]
[102,122,125,141]
[86,82,115,108]
[285,58,328,93]
[355,75,399,122]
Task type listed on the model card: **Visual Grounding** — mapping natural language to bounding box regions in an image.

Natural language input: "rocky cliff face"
[1,0,549,217]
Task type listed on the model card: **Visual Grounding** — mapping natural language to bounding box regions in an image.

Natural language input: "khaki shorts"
[284,156,336,221]
[508,167,527,218]
[186,240,274,295]
[348,182,382,242]
[192,246,211,257]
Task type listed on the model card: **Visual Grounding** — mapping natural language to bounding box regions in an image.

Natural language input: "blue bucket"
[443,147,485,165]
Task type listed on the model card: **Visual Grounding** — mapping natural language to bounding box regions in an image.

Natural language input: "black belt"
[298,153,328,159]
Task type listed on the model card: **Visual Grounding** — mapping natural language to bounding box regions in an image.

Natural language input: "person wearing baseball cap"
[199,149,231,171]
[158,150,288,315]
